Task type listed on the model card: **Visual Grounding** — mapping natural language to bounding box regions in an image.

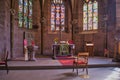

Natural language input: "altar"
[52,44,75,59]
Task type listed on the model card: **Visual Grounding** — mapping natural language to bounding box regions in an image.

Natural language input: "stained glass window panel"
[18,0,23,27]
[28,0,32,29]
[50,0,65,32]
[18,0,32,29]
[61,4,65,25]
[83,3,88,30]
[24,0,28,28]
[56,4,60,28]
[51,3,55,31]
[93,1,98,30]
[88,1,92,30]
[83,0,98,31]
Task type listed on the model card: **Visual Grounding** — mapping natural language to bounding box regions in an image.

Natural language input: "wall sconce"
[41,16,46,23]
[10,8,16,16]
[10,8,19,21]
[71,19,78,24]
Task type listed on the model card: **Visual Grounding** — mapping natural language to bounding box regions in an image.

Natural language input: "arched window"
[83,0,98,31]
[18,0,32,29]
[51,0,65,32]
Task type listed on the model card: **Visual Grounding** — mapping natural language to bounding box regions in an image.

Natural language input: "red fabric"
[57,56,72,59]
[68,40,74,44]
[24,39,27,46]
[0,61,5,64]
[31,40,35,46]
[59,59,74,66]
[73,60,87,64]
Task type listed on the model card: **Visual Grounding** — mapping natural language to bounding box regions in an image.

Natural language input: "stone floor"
[7,57,120,69]
[0,56,120,80]
[1,67,120,80]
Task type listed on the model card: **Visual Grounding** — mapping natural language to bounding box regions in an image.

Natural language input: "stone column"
[116,0,120,30]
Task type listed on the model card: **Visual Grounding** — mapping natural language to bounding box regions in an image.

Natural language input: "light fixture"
[10,8,16,15]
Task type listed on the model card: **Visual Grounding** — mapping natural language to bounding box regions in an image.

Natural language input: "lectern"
[85,42,94,57]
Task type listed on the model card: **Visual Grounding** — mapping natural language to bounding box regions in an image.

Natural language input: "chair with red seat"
[73,52,89,75]
[0,50,9,74]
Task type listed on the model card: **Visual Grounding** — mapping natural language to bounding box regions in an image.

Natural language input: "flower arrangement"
[54,37,59,42]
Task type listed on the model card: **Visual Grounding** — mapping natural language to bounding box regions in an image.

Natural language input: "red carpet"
[56,56,73,59]
[59,59,74,66]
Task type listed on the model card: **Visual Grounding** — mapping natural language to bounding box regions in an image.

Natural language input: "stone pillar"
[116,0,120,30]
[118,42,120,54]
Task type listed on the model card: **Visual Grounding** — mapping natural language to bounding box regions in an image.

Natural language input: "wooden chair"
[0,51,9,74]
[73,52,89,75]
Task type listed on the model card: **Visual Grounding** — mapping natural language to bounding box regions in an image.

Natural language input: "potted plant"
[54,38,59,44]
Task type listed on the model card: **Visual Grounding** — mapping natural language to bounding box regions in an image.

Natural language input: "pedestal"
[24,46,28,61]
[32,46,38,61]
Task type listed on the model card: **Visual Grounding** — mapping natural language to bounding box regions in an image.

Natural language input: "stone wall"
[42,0,72,55]
[0,0,11,58]
[0,1,5,56]
[73,0,116,56]
[0,0,117,58]
[12,0,41,58]
[116,0,120,29]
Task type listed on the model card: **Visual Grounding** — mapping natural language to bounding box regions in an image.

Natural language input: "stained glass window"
[18,0,32,29]
[51,0,65,32]
[83,0,98,31]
